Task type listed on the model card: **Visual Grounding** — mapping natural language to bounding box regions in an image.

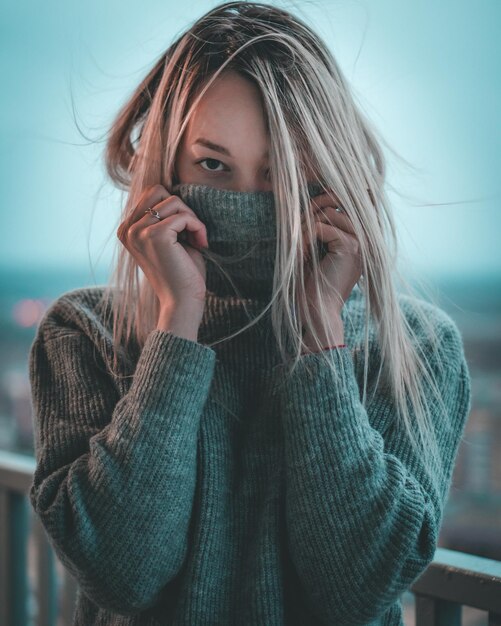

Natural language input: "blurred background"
[1,0,500,624]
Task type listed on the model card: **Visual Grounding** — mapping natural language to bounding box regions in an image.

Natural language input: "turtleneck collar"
[170,181,325,301]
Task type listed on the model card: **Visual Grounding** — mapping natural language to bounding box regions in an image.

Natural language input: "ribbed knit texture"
[170,180,324,299]
[28,188,472,626]
[28,282,472,626]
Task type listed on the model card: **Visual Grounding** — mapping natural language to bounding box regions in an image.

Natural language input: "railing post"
[415,594,462,626]
[12,491,29,626]
[32,513,58,626]
[0,488,30,626]
[489,611,501,626]
[0,488,10,626]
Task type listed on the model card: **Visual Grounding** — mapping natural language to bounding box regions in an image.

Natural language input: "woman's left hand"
[299,189,363,335]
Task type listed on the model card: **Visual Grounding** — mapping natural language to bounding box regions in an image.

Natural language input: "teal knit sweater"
[28,281,472,626]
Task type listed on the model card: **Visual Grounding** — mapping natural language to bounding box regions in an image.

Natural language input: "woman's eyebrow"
[193,137,269,159]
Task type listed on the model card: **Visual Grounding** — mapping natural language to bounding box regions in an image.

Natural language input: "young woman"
[28,2,472,625]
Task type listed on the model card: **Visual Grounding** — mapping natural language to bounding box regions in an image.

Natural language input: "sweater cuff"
[286,346,360,406]
[279,347,377,463]
[127,329,217,414]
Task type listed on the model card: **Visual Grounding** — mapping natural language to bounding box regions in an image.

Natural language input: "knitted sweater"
[28,282,472,626]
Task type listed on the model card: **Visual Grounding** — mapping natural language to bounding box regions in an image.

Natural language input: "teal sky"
[1,0,499,282]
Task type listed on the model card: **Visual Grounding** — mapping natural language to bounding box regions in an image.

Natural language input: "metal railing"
[1,448,501,626]
[411,548,501,625]
[0,449,77,626]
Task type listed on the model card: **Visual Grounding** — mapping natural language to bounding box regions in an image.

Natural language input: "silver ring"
[335,206,344,213]
[145,207,161,221]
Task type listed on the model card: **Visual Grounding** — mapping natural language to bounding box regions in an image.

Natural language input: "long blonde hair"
[96,0,459,498]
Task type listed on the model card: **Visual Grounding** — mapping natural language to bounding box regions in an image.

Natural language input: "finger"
[130,212,208,252]
[300,204,319,225]
[125,185,199,231]
[301,189,342,226]
[128,201,208,250]
[301,207,355,240]
[118,185,169,241]
[312,221,359,254]
[159,212,209,250]
[131,184,170,224]
[149,191,201,222]
[312,187,376,213]
[301,218,356,257]
[311,205,356,236]
[310,189,342,210]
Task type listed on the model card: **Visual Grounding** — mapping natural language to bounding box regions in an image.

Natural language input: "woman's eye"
[196,159,271,179]
[198,158,227,173]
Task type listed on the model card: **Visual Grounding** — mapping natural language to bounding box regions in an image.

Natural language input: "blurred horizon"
[1,0,500,278]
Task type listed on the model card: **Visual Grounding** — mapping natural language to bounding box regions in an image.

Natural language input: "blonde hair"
[94,0,458,498]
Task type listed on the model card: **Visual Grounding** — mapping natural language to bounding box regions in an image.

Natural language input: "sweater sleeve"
[28,303,217,616]
[279,316,472,625]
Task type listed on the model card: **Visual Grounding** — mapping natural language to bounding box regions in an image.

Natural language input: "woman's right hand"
[117,184,209,312]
